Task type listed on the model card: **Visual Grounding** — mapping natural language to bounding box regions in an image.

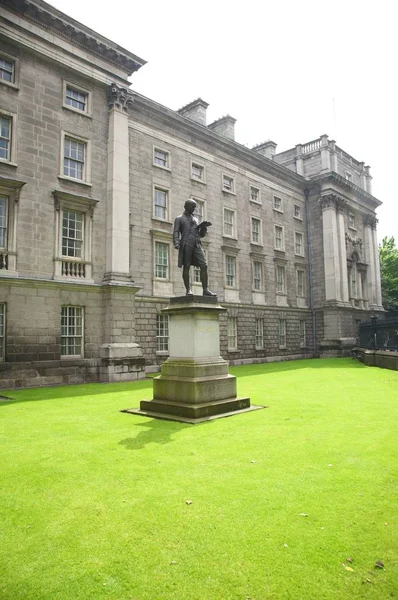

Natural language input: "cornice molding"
[307,172,381,208]
[1,0,146,74]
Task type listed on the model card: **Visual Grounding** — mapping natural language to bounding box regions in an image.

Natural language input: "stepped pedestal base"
[123,296,262,423]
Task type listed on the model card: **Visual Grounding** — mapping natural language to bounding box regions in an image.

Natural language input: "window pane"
[154,189,167,219]
[226,256,235,287]
[156,314,169,351]
[65,86,87,112]
[62,210,84,258]
[64,137,85,180]
[0,116,11,161]
[0,196,8,249]
[61,306,83,357]
[0,58,14,83]
[155,242,168,278]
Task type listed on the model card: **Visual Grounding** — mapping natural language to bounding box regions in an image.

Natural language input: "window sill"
[295,253,305,258]
[348,226,357,231]
[58,175,92,187]
[62,105,91,118]
[153,277,171,283]
[279,345,287,350]
[191,176,206,184]
[222,189,236,195]
[251,241,263,247]
[294,216,303,221]
[61,355,83,360]
[0,80,19,91]
[274,248,286,253]
[250,199,262,205]
[273,208,284,213]
[222,235,238,241]
[0,159,17,168]
[156,350,169,356]
[153,164,171,172]
[227,349,239,353]
[151,217,173,225]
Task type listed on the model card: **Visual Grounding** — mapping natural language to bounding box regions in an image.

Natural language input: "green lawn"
[1,358,397,600]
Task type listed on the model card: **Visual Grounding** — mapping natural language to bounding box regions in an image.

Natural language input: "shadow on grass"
[118,418,195,449]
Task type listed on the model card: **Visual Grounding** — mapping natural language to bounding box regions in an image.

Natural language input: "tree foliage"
[379,236,398,311]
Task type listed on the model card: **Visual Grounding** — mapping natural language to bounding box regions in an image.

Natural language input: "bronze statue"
[173,199,216,296]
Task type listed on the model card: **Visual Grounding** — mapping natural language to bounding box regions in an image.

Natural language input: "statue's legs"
[200,265,216,296]
[183,266,192,295]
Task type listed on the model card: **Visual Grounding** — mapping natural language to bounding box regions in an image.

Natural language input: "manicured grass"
[1,358,397,600]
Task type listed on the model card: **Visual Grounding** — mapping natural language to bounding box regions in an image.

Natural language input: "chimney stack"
[177,98,209,126]
[208,115,236,141]
[252,140,277,160]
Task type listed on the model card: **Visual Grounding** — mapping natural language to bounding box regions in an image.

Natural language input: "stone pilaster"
[363,214,382,309]
[320,195,342,303]
[104,84,133,283]
[336,200,349,302]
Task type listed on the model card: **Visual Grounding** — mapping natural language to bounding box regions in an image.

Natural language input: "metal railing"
[358,315,398,351]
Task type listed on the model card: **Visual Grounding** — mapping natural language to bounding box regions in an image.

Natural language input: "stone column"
[336,200,349,303]
[104,84,132,283]
[372,225,383,307]
[320,195,342,302]
[363,214,377,307]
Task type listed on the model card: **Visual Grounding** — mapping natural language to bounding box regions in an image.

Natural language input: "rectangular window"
[154,148,170,169]
[299,320,306,348]
[0,115,11,161]
[273,196,283,211]
[253,261,262,291]
[348,213,356,229]
[191,161,205,181]
[227,317,237,351]
[62,210,84,258]
[61,306,83,357]
[0,303,5,362]
[65,86,88,112]
[154,187,168,220]
[294,204,302,220]
[0,195,8,250]
[278,318,286,347]
[274,225,284,250]
[255,318,264,350]
[297,269,305,297]
[223,208,236,237]
[351,267,357,297]
[222,175,235,193]
[250,186,260,203]
[156,314,169,352]
[0,57,14,83]
[193,249,206,283]
[276,265,286,293]
[251,217,261,244]
[64,137,85,180]
[225,255,236,287]
[295,231,304,256]
[155,241,169,279]
[193,198,205,221]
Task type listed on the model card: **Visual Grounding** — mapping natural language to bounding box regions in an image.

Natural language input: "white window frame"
[276,264,286,294]
[222,174,235,194]
[63,81,91,116]
[274,225,285,251]
[255,317,264,350]
[299,319,306,348]
[0,52,19,89]
[223,207,237,238]
[278,318,286,348]
[273,195,283,212]
[153,186,170,221]
[251,217,262,245]
[191,197,206,222]
[225,254,237,288]
[252,260,263,291]
[156,313,169,353]
[192,248,206,284]
[0,180,23,273]
[153,146,171,170]
[60,131,91,185]
[61,305,84,358]
[345,171,353,182]
[294,204,303,220]
[348,213,356,230]
[154,240,170,280]
[53,191,97,281]
[0,110,17,165]
[0,303,6,362]
[294,231,305,256]
[296,268,306,297]
[227,317,237,351]
[190,160,206,183]
[250,185,261,204]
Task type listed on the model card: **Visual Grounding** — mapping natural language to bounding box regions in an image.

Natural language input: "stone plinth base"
[123,296,261,423]
[100,343,145,382]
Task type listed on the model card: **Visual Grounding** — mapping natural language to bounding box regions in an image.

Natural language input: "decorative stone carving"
[345,233,363,259]
[107,84,134,112]
[319,194,347,212]
[363,213,378,229]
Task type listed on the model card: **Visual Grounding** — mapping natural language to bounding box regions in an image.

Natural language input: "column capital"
[363,213,378,229]
[319,194,347,212]
[107,84,134,112]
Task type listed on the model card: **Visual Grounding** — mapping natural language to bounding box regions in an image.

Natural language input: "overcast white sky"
[49,0,397,242]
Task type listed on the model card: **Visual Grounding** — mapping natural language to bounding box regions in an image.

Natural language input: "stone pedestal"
[124,296,261,423]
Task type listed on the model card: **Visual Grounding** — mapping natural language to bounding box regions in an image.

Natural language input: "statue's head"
[184,198,197,214]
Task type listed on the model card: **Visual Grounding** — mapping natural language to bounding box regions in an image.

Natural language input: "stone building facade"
[0,0,383,387]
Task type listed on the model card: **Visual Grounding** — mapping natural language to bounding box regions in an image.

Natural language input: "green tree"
[379,236,398,310]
